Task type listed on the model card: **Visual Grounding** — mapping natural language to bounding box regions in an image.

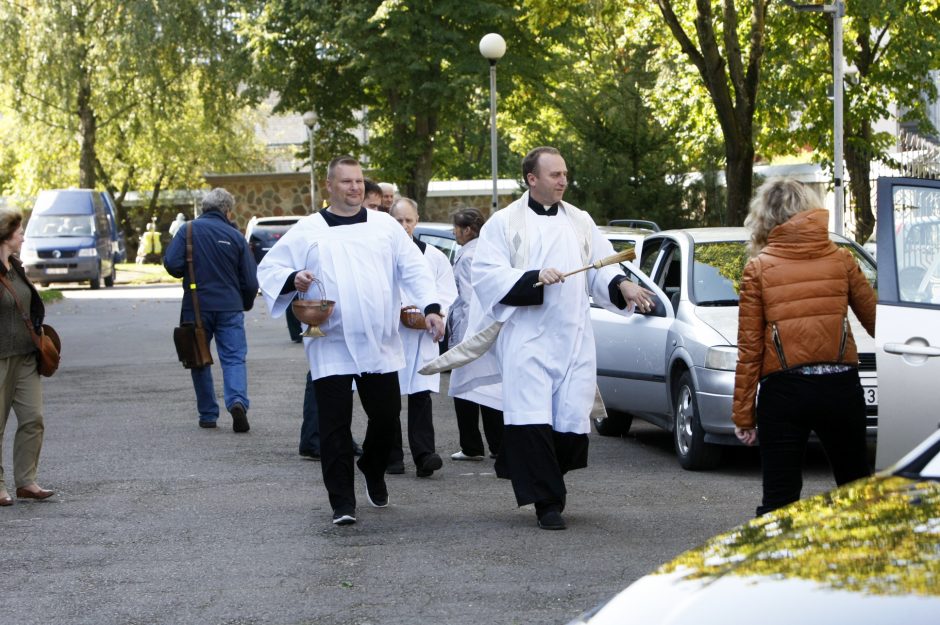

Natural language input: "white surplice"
[447,237,503,409]
[256,209,438,380]
[470,197,631,434]
[397,242,456,395]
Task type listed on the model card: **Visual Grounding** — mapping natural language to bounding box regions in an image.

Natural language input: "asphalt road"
[1,283,836,625]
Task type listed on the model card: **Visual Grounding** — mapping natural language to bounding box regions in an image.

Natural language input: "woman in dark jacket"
[0,208,53,506]
[732,178,876,516]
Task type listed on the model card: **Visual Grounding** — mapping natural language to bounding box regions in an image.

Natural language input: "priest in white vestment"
[257,156,445,527]
[386,198,457,477]
[469,147,655,530]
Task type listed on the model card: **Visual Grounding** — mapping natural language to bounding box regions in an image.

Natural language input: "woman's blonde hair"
[0,208,24,244]
[744,177,822,257]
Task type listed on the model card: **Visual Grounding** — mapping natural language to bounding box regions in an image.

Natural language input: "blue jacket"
[164,210,258,315]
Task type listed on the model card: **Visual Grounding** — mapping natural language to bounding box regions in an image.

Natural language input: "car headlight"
[78,247,98,257]
[18,248,38,262]
[704,345,738,371]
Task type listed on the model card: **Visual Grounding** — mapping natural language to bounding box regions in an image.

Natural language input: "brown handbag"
[0,272,61,377]
[173,222,213,369]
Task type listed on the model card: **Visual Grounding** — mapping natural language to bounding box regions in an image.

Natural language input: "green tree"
[0,0,264,226]
[760,0,940,242]
[545,2,688,225]
[241,0,559,209]
[651,0,771,227]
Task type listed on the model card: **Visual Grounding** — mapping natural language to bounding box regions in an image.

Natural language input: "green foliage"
[759,0,940,242]
[241,0,561,205]
[38,289,63,304]
[0,0,268,232]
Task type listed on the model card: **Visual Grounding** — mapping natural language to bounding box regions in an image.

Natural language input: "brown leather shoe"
[0,494,12,506]
[16,486,54,500]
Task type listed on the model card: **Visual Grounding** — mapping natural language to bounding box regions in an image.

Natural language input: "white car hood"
[692,307,875,353]
[692,307,738,345]
[584,569,940,625]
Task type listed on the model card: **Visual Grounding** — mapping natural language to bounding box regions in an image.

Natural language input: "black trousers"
[756,368,871,516]
[454,397,503,457]
[285,304,302,342]
[388,390,436,466]
[314,372,401,513]
[495,424,588,510]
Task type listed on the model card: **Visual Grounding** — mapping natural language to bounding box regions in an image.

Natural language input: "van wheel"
[104,264,115,288]
[673,371,721,470]
[89,265,101,290]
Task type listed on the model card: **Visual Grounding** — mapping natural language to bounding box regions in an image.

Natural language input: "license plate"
[45,268,68,275]
[863,386,877,407]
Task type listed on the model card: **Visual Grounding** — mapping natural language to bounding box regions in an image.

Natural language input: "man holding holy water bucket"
[257,155,445,527]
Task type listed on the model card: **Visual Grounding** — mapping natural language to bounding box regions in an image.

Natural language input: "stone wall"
[203,172,315,228]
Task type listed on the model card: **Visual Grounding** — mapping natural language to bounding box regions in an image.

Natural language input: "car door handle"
[883,343,940,357]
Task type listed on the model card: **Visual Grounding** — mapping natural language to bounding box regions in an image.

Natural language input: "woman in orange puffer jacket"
[732,178,876,516]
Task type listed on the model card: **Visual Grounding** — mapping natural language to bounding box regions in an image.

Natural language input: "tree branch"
[655,0,708,77]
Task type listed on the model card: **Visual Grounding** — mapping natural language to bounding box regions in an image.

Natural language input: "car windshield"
[608,239,638,255]
[692,240,877,305]
[25,214,95,237]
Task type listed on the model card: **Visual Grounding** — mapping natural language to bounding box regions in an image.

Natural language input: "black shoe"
[231,403,250,433]
[353,440,364,457]
[199,420,217,429]
[358,464,388,508]
[332,509,357,526]
[299,449,320,460]
[537,509,567,530]
[385,461,405,475]
[415,453,443,478]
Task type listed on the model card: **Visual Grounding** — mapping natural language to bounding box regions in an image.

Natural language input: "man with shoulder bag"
[164,188,258,432]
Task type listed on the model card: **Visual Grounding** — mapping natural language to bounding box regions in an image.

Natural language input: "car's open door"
[875,177,940,469]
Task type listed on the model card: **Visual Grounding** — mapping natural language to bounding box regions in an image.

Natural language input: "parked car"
[874,177,940,469]
[413,222,460,264]
[608,218,661,231]
[598,225,652,259]
[245,215,303,264]
[20,189,119,289]
[566,428,940,625]
[591,227,879,470]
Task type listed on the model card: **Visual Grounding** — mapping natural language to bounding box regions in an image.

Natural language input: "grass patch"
[39,289,64,304]
[116,263,181,285]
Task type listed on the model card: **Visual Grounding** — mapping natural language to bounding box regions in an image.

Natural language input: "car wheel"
[89,264,101,290]
[673,371,721,470]
[104,263,115,288]
[593,410,634,437]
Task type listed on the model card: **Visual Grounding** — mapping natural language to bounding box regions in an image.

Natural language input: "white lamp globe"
[302,110,317,128]
[479,33,506,61]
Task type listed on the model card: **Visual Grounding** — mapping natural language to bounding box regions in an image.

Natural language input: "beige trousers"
[0,352,45,491]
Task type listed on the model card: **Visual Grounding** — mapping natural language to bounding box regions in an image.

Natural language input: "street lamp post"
[785,1,846,236]
[302,110,318,211]
[479,33,506,213]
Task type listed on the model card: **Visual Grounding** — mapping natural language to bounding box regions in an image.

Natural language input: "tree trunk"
[403,112,437,214]
[148,169,166,216]
[845,135,875,243]
[724,141,754,226]
[77,70,97,189]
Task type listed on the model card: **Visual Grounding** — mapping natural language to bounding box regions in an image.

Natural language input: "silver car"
[874,177,940,469]
[591,227,878,470]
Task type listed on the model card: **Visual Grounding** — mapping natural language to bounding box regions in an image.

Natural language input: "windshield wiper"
[696,299,739,306]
